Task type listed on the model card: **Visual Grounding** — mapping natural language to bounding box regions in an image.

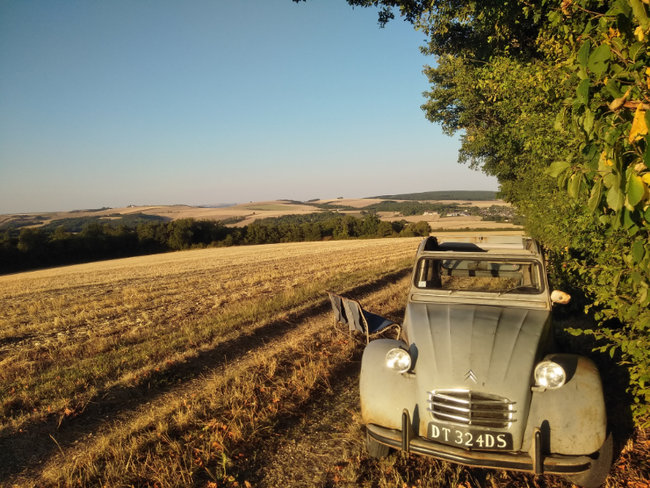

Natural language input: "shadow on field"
[0,267,411,482]
[222,346,365,487]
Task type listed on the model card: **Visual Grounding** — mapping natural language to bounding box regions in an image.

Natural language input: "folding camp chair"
[327,291,401,343]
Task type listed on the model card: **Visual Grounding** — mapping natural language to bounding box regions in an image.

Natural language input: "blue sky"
[0,0,497,214]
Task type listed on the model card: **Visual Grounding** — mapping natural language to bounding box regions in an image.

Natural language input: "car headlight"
[534,361,566,389]
[385,347,411,373]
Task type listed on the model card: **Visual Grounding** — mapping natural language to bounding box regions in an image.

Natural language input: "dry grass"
[0,238,417,485]
[0,239,417,434]
[0,237,646,487]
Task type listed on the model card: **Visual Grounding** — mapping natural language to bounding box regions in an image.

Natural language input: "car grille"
[427,390,516,428]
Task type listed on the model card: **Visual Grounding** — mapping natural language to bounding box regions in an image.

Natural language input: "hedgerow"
[339,0,649,425]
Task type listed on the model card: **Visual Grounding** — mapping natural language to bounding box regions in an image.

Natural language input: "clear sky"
[0,0,498,214]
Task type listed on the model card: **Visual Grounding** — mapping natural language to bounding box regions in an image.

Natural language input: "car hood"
[405,302,551,443]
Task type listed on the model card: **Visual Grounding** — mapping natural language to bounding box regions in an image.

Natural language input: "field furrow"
[0,239,418,485]
[10,268,409,486]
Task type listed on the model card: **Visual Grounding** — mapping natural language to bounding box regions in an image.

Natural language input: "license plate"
[427,422,512,450]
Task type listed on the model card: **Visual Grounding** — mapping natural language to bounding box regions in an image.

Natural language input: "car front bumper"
[367,422,593,475]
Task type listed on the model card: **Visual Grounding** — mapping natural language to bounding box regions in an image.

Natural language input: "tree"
[168,219,194,250]
[411,220,431,236]
[377,220,394,237]
[334,215,361,239]
[17,228,48,255]
[361,213,381,236]
[301,222,323,241]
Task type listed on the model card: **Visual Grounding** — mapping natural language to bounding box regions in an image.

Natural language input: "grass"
[0,237,647,487]
[0,239,417,485]
[0,240,414,430]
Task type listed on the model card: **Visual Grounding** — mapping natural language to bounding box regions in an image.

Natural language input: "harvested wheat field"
[1,238,647,487]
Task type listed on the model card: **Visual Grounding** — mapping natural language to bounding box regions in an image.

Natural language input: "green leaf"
[583,143,599,170]
[640,286,649,305]
[630,0,650,29]
[577,78,590,105]
[546,160,571,178]
[608,0,632,16]
[588,179,603,212]
[583,109,595,135]
[565,327,584,337]
[610,62,625,75]
[632,240,646,263]
[554,107,567,131]
[629,42,644,62]
[623,208,637,230]
[605,79,623,98]
[577,40,591,68]
[559,168,571,188]
[587,44,611,77]
[605,126,622,145]
[604,171,620,189]
[611,37,625,56]
[568,173,583,198]
[607,186,624,211]
[627,173,645,207]
[645,134,650,168]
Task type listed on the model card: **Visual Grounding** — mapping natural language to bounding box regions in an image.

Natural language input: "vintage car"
[360,235,612,488]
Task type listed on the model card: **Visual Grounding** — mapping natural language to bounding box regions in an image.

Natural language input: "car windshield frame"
[413,256,545,295]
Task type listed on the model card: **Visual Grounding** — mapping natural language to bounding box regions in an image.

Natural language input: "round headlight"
[385,348,411,373]
[534,361,566,389]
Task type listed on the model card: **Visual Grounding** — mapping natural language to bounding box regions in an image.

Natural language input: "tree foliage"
[546,0,650,426]
[0,214,430,275]
[334,0,649,424]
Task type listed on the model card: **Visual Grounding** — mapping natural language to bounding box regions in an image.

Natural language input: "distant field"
[1,197,518,232]
[0,202,320,230]
[0,237,644,487]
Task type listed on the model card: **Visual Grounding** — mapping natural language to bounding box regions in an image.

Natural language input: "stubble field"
[0,238,647,487]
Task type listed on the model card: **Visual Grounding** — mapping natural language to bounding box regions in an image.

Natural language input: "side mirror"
[550,290,571,305]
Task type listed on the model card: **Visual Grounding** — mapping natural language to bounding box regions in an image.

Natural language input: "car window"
[415,257,543,294]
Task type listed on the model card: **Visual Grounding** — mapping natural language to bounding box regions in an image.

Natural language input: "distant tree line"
[0,212,167,232]
[312,200,522,223]
[362,201,452,215]
[0,212,430,274]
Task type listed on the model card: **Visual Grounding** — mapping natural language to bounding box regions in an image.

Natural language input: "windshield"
[414,257,543,294]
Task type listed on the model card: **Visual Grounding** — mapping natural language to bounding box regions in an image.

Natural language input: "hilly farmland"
[0,238,647,487]
[0,194,520,233]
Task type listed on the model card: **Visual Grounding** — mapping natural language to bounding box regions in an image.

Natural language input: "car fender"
[522,354,607,455]
[360,339,417,430]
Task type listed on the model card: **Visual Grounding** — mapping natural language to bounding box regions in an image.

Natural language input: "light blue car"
[360,236,612,488]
